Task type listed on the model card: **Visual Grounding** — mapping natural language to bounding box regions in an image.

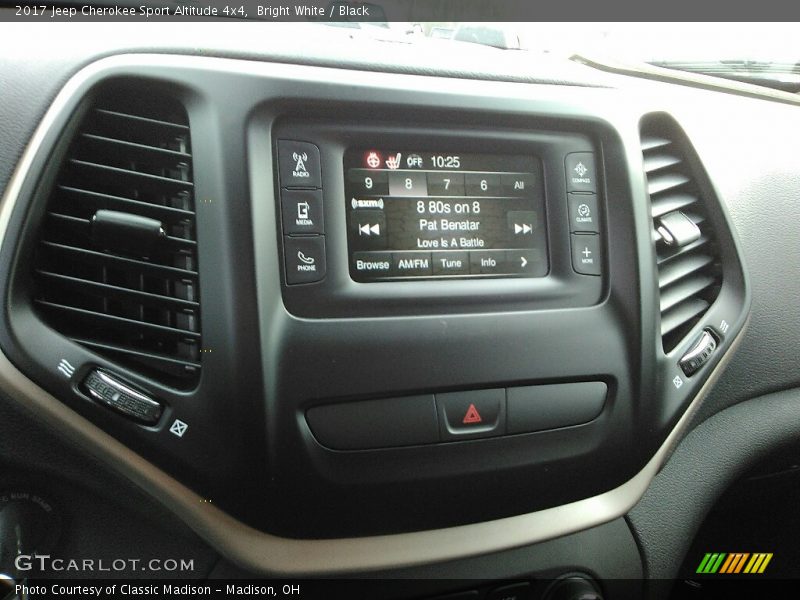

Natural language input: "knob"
[0,492,60,582]
[543,575,603,600]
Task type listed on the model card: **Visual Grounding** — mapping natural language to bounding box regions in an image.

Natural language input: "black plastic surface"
[507,382,607,434]
[306,394,438,450]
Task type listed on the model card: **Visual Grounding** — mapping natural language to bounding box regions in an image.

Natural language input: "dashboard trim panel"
[0,54,748,573]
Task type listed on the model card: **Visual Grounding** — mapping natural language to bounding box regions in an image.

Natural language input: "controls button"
[393,252,432,277]
[278,140,321,188]
[427,172,466,196]
[505,249,547,276]
[486,582,533,600]
[680,329,718,376]
[571,234,602,276]
[306,395,438,450]
[507,382,607,434]
[353,251,392,277]
[501,173,535,197]
[432,251,470,275]
[281,189,324,235]
[348,168,389,196]
[436,388,506,441]
[565,152,598,193]
[465,173,501,196]
[284,236,326,284]
[350,210,387,250]
[568,194,599,233]
[470,250,507,275]
[83,369,162,425]
[507,211,538,238]
[388,171,428,197]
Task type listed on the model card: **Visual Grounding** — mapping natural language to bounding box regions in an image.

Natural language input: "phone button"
[284,236,326,285]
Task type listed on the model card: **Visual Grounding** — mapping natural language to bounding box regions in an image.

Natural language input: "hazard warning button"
[436,389,505,441]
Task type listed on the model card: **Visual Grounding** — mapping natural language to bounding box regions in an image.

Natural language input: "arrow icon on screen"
[359,223,381,236]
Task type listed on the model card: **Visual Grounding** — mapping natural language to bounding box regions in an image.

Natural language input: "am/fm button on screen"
[393,252,432,276]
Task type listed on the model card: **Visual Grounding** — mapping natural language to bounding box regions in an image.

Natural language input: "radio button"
[465,173,501,196]
[565,152,598,193]
[393,252,432,276]
[353,252,392,277]
[284,236,326,285]
[470,251,507,274]
[432,251,469,275]
[568,194,599,233]
[281,189,324,235]
[278,140,321,188]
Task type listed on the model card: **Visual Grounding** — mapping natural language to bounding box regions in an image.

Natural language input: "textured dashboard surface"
[629,387,800,582]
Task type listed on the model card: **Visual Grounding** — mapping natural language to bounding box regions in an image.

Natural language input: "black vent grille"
[641,118,722,352]
[32,89,201,386]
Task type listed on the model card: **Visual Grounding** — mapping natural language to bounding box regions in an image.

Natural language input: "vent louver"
[641,117,722,352]
[32,88,201,387]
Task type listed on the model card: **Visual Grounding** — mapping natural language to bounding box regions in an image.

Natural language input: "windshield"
[335,21,800,92]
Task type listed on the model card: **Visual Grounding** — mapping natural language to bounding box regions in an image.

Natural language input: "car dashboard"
[1,21,799,600]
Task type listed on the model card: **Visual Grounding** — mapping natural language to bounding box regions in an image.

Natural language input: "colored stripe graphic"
[698,552,773,574]
[697,553,727,573]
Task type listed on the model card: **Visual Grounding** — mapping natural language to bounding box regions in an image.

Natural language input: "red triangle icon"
[462,403,483,424]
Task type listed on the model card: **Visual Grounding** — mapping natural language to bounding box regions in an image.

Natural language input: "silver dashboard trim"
[0,54,744,575]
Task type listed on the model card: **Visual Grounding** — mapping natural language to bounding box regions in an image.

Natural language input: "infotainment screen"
[343,149,548,282]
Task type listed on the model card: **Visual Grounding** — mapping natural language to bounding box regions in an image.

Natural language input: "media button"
[465,173,501,196]
[506,248,546,276]
[432,251,469,275]
[393,252,432,276]
[427,172,465,196]
[353,252,392,278]
[281,189,324,235]
[469,251,507,275]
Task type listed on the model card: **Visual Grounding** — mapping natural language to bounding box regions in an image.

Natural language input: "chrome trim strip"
[0,54,744,575]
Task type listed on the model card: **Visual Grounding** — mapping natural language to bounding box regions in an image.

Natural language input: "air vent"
[641,116,722,353]
[32,87,201,387]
